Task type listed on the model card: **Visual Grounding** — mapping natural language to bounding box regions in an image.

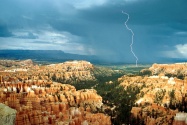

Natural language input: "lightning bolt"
[122,11,138,67]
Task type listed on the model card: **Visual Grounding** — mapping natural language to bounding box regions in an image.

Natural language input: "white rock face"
[0,103,17,125]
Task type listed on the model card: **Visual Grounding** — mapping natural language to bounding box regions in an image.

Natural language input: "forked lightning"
[122,11,138,67]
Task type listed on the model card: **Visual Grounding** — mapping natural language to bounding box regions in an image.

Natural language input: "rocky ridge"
[0,59,33,68]
[148,63,187,78]
[0,60,96,84]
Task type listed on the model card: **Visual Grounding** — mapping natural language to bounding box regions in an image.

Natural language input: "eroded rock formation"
[149,63,187,77]
[0,81,111,125]
[118,74,187,125]
[0,60,112,124]
[0,60,95,84]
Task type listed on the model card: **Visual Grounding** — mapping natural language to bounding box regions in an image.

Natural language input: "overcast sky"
[0,0,187,63]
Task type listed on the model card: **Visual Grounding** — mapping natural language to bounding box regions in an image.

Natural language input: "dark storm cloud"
[123,0,187,27]
[49,19,89,36]
[0,21,13,37]
[75,0,187,25]
[0,0,187,63]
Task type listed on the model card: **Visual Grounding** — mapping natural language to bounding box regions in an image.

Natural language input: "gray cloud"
[15,32,38,39]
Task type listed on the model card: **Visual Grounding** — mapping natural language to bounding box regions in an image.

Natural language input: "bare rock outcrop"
[0,103,17,125]
[0,59,34,68]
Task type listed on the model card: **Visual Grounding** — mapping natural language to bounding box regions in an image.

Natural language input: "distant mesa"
[0,50,99,64]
